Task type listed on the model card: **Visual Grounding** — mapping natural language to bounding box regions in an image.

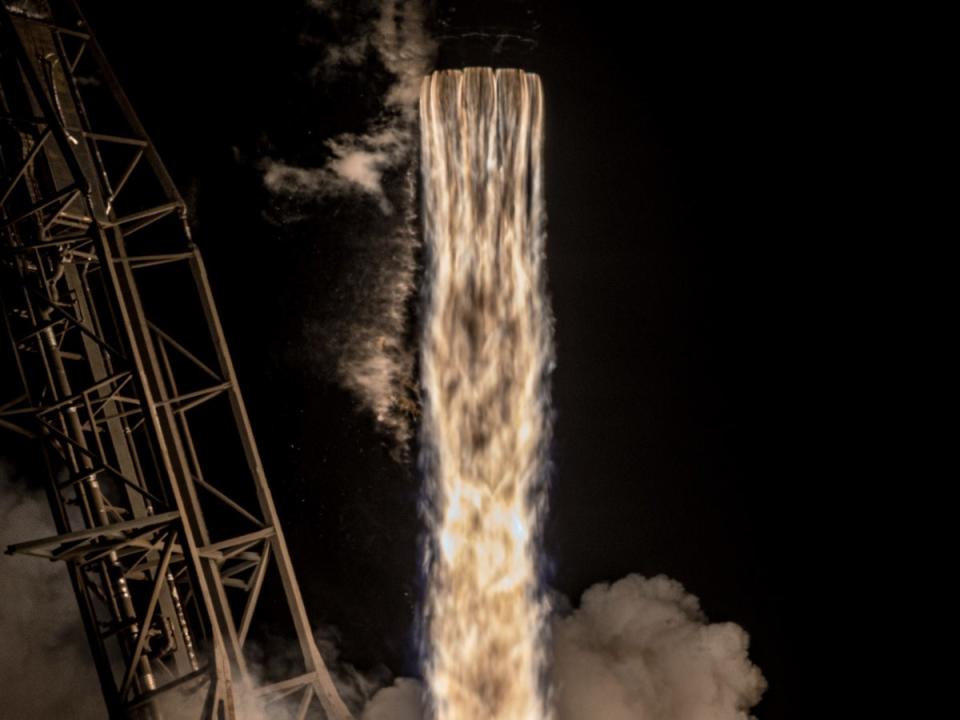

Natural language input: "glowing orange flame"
[420,68,552,720]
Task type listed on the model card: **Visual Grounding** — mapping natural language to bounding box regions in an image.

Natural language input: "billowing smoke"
[262,0,436,454]
[362,677,424,719]
[361,574,766,719]
[0,459,105,720]
[0,463,767,720]
[551,575,767,719]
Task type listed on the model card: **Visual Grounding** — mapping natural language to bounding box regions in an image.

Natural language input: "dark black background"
[20,2,875,717]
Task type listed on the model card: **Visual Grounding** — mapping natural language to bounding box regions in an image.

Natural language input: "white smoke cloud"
[0,458,767,719]
[0,459,106,720]
[551,574,766,720]
[0,462,370,720]
[359,575,766,719]
[362,677,424,719]
[262,127,408,214]
[328,142,390,197]
[264,0,434,202]
[263,0,436,453]
[373,0,435,114]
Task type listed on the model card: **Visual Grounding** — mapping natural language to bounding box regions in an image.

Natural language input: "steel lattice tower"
[0,2,353,718]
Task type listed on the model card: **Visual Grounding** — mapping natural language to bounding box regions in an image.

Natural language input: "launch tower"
[0,2,352,718]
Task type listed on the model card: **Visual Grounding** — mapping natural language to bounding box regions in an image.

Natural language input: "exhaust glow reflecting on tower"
[419,68,552,720]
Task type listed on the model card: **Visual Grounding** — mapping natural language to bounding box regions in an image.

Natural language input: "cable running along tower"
[0,2,352,718]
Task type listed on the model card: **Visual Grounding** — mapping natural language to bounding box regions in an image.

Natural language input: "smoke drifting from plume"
[0,459,105,720]
[263,127,407,215]
[360,575,766,719]
[262,0,435,453]
[551,575,766,720]
[362,677,424,719]
[1,461,766,718]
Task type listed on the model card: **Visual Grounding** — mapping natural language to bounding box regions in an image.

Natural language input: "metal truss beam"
[1,3,353,718]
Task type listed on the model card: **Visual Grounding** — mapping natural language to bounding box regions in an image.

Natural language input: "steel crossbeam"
[0,3,353,718]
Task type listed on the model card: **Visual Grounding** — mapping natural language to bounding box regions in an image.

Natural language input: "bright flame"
[419,68,552,720]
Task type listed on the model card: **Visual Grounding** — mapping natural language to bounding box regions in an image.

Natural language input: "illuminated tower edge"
[0,2,352,718]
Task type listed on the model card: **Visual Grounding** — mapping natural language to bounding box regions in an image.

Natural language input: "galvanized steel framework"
[0,2,352,718]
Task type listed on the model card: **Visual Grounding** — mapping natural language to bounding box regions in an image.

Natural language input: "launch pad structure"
[0,2,352,718]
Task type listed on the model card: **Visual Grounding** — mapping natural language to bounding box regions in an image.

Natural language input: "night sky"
[5,2,867,718]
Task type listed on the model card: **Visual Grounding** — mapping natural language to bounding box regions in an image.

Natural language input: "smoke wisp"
[262,0,436,455]
[0,459,105,720]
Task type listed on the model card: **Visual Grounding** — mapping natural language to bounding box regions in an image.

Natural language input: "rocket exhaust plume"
[419,68,553,719]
